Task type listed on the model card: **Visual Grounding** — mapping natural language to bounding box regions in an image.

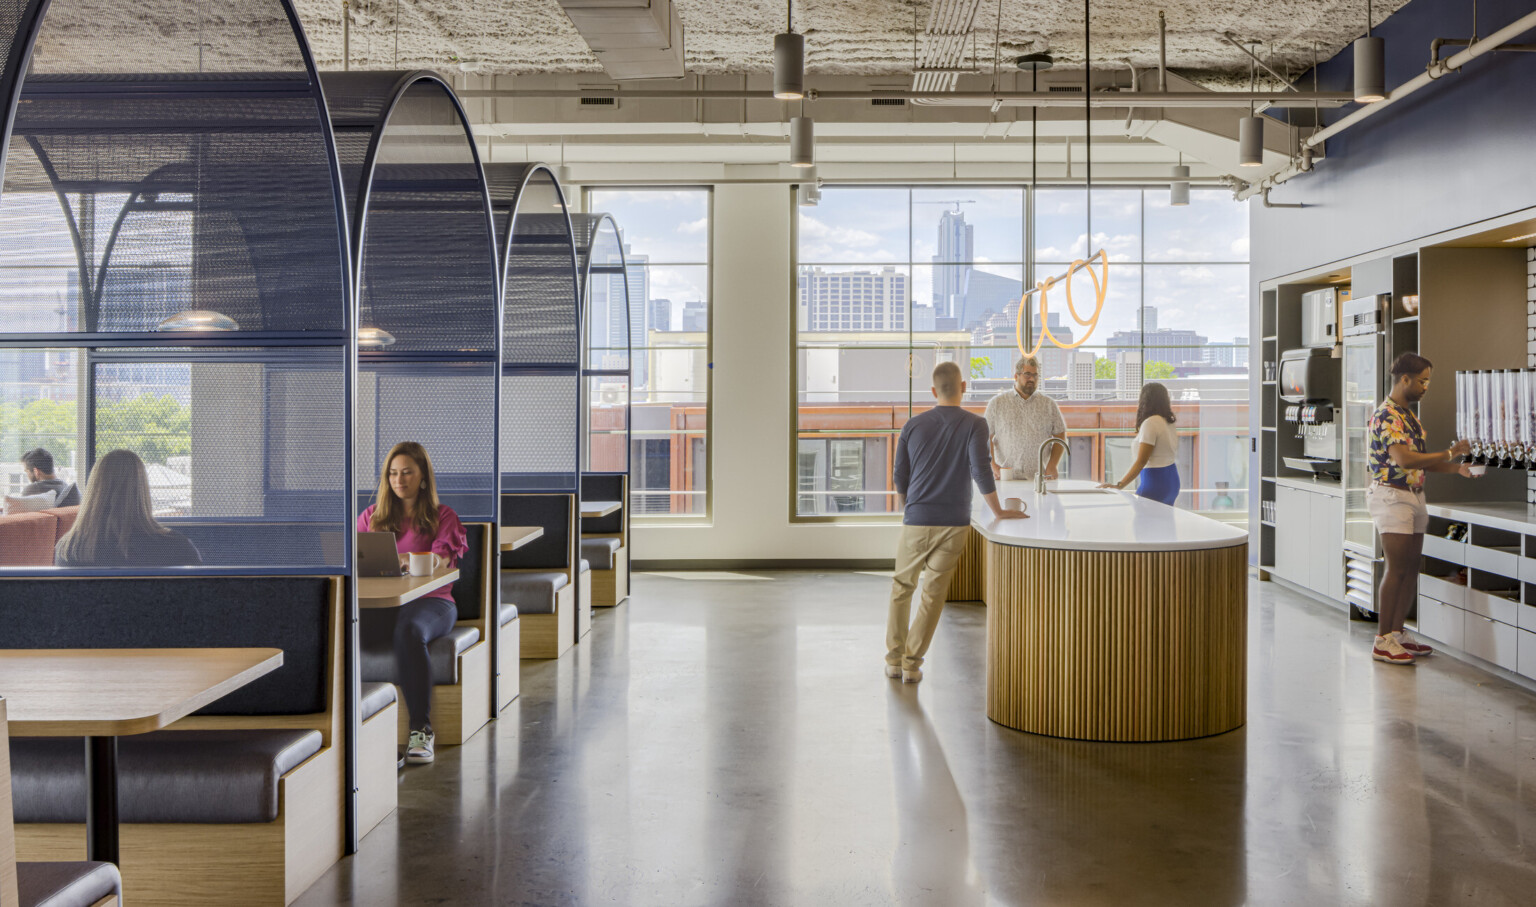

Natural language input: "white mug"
[408,552,442,577]
[1004,497,1024,513]
[999,467,1016,481]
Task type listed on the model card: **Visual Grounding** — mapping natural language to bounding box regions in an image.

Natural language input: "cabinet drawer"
[1463,587,1519,626]
[1519,557,1536,585]
[1423,535,1466,564]
[1519,629,1536,681]
[1518,603,1536,633]
[1463,612,1518,672]
[1416,574,1466,609]
[1416,596,1464,649]
[1465,545,1520,577]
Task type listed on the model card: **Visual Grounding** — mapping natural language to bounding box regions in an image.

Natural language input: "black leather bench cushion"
[359,624,480,686]
[10,729,322,824]
[500,571,567,615]
[17,861,121,907]
[361,681,397,722]
[499,602,518,626]
[580,537,622,570]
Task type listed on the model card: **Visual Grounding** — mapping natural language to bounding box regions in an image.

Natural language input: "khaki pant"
[887,524,970,671]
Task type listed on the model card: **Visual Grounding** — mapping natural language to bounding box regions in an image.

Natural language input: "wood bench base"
[520,584,575,659]
[394,637,490,746]
[590,551,629,607]
[496,616,521,712]
[17,747,342,906]
[358,699,399,838]
[578,573,593,639]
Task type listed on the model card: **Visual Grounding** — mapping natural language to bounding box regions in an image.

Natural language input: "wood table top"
[580,501,622,518]
[0,648,284,737]
[499,525,545,551]
[357,565,460,608]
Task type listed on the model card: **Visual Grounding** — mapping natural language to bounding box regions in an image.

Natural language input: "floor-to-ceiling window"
[586,188,711,519]
[793,186,1249,522]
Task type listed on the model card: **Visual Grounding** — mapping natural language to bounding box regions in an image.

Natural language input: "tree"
[96,394,191,464]
[0,399,78,463]
[1094,358,1116,379]
[1143,360,1177,380]
[970,356,993,380]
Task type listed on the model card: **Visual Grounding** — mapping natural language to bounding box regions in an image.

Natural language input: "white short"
[1367,484,1428,535]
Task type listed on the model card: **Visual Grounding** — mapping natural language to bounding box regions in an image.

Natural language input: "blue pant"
[1137,464,1180,506]
[361,597,456,730]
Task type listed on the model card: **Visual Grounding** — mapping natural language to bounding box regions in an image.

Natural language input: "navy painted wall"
[1252,0,1536,282]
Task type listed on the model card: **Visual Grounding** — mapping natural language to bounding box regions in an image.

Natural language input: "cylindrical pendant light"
[1169,163,1190,206]
[1354,0,1386,103]
[1353,36,1385,102]
[790,115,814,167]
[1238,116,1263,167]
[773,31,804,99]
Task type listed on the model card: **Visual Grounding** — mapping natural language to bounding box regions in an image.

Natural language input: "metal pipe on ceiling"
[456,87,1352,108]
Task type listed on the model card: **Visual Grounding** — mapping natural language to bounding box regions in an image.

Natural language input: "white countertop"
[1425,500,1536,536]
[970,479,1249,552]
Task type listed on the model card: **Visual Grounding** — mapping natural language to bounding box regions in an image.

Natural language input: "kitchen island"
[971,479,1248,742]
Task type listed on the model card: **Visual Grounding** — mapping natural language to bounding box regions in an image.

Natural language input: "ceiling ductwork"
[557,0,686,81]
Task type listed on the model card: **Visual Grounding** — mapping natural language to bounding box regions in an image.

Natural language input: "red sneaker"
[1394,630,1433,657]
[1372,634,1416,665]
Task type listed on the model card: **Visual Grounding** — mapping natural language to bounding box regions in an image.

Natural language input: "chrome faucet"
[1037,437,1070,495]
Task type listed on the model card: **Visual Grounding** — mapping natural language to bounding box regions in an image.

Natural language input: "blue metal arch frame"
[573,212,634,477]
[323,69,502,523]
[488,162,582,495]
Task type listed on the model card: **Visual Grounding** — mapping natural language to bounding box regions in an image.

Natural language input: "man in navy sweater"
[887,361,1026,683]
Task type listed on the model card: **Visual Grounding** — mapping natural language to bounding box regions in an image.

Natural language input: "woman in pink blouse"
[358,441,467,764]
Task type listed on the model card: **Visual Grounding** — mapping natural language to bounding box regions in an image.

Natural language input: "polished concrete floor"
[296,571,1536,906]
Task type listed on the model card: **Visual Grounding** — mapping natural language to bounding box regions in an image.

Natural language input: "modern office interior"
[1,0,1534,904]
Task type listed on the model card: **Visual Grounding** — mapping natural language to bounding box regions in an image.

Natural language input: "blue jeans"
[1137,464,1180,506]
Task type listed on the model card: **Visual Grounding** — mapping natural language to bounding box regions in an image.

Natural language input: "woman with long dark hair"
[55,449,200,567]
[358,441,467,764]
[1099,382,1181,505]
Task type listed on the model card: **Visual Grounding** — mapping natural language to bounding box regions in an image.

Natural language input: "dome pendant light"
[1238,51,1263,167]
[357,325,397,348]
[773,0,805,100]
[1169,155,1190,206]
[790,105,814,168]
[1354,0,1386,102]
[156,309,238,332]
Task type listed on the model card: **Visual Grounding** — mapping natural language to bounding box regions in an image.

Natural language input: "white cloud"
[677,217,708,235]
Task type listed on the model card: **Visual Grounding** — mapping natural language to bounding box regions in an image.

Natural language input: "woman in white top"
[1099,382,1181,505]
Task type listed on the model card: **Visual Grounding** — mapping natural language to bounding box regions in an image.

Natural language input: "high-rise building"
[1204,338,1250,368]
[1067,350,1097,398]
[800,267,908,332]
[1139,305,1159,334]
[1115,350,1143,397]
[1107,326,1208,369]
[932,208,974,322]
[681,300,707,332]
[621,246,650,386]
[650,297,672,334]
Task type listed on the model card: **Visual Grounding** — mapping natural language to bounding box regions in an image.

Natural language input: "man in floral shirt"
[1366,352,1475,665]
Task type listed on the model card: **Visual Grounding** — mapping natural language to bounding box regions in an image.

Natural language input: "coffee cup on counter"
[1466,464,1487,477]
[408,551,442,576]
[1004,497,1024,513]
[999,467,1016,481]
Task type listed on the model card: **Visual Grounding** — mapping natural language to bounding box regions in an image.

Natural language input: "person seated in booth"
[21,447,80,507]
[358,441,467,765]
[54,449,201,567]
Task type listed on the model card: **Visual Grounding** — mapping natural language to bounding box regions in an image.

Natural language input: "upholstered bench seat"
[499,602,519,626]
[581,537,621,569]
[360,681,397,722]
[501,571,567,615]
[360,625,480,686]
[10,729,323,824]
[16,860,122,907]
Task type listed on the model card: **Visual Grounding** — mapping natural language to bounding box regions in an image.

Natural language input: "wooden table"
[0,647,284,864]
[500,525,544,551]
[580,501,622,518]
[357,565,460,608]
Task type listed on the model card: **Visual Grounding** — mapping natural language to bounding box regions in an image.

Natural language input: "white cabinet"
[1463,612,1518,672]
[1418,596,1465,649]
[1274,483,1344,601]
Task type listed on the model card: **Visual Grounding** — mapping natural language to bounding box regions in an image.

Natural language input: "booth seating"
[2,577,346,906]
[501,494,592,659]
[1,698,123,907]
[579,474,630,608]
[356,682,399,839]
[360,524,492,748]
[495,602,520,715]
[0,507,78,568]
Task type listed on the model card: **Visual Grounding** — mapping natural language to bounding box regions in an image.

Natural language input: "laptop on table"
[357,531,406,577]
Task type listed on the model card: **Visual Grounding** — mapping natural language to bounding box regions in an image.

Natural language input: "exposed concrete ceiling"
[291,0,1407,87]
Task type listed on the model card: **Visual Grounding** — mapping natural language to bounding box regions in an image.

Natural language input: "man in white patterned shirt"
[984,356,1067,480]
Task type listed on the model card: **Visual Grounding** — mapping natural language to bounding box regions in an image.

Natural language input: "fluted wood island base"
[972,480,1249,743]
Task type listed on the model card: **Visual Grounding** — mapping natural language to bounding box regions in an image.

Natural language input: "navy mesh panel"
[500,372,577,484]
[326,71,499,526]
[0,0,351,574]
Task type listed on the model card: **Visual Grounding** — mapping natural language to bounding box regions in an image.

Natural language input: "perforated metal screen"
[357,364,496,519]
[0,0,351,573]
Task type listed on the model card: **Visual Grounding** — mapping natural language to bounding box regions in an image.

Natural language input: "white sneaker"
[902,668,923,683]
[884,664,902,679]
[1394,629,1433,657]
[406,727,435,764]
[1372,634,1415,665]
